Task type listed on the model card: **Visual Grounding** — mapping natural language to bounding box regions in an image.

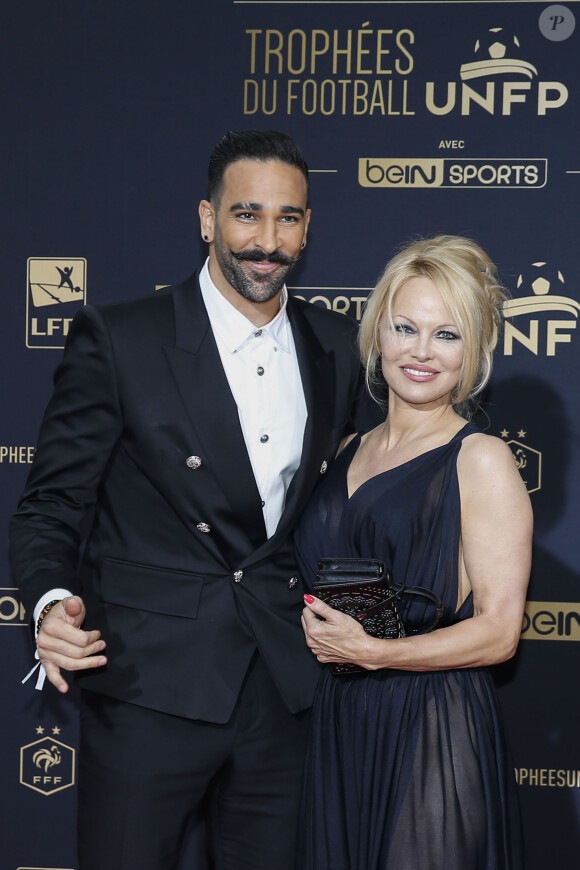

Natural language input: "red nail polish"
[303,594,315,604]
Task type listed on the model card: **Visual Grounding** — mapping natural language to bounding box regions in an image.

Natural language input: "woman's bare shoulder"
[459,431,515,466]
[457,431,526,493]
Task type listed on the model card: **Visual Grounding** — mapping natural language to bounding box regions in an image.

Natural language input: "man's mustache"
[231,248,301,266]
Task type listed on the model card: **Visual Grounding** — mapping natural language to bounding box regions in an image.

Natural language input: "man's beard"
[214,232,300,303]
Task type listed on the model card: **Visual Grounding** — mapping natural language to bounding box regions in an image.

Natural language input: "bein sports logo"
[503,262,580,356]
[426,26,568,116]
[358,156,546,189]
[20,727,76,795]
[522,602,580,641]
[27,257,86,349]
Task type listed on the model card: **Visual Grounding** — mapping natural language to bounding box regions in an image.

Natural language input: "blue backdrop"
[2,2,579,868]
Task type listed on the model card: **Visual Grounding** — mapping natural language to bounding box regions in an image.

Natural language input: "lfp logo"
[27,257,86,349]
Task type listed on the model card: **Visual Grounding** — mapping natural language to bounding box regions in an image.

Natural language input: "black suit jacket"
[10,273,363,722]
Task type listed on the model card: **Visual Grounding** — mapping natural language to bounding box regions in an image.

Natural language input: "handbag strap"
[355,584,443,635]
[316,556,444,635]
[352,583,406,620]
[401,586,445,635]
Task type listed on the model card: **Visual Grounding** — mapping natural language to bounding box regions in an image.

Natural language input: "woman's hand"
[302,594,382,669]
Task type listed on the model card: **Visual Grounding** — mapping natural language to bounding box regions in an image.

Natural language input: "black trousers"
[77,655,311,870]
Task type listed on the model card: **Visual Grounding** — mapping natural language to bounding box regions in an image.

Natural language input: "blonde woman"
[295,236,532,870]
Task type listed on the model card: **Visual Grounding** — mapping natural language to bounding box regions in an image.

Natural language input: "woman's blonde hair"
[358,235,508,409]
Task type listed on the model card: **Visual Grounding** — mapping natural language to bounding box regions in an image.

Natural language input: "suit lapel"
[164,277,267,552]
[240,299,335,566]
[284,301,335,518]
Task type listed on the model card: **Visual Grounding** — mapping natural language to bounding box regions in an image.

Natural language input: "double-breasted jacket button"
[288,576,298,589]
[186,455,202,469]
[233,570,244,583]
[196,522,211,533]
[320,460,328,474]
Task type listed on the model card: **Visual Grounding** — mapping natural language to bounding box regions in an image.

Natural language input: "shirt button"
[233,570,244,583]
[254,329,262,337]
[196,522,211,533]
[288,576,298,589]
[257,366,264,376]
[260,434,269,443]
[186,455,202,469]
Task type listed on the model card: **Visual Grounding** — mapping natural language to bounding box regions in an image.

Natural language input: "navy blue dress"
[294,424,524,870]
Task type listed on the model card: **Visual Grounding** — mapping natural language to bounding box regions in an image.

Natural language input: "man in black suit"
[11,130,365,870]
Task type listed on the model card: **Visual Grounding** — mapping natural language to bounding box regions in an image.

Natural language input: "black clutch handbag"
[312,557,444,675]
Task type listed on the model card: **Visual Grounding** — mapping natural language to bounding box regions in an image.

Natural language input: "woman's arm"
[302,434,533,671]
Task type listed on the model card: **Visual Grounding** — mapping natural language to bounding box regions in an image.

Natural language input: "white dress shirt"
[199,258,307,538]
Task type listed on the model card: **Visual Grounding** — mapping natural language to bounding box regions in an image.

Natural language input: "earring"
[203,235,209,241]
[300,241,306,249]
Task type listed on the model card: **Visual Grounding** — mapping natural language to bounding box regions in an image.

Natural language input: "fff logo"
[20,734,76,795]
[502,432,541,494]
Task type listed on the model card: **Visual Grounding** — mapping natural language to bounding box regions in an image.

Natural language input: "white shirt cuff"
[33,589,73,631]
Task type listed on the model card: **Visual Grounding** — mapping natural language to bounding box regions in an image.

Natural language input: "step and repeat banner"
[2,2,579,867]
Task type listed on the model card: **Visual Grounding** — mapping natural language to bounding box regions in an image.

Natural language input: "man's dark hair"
[207,130,309,205]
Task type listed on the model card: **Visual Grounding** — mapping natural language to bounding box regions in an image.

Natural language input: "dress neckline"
[344,421,476,501]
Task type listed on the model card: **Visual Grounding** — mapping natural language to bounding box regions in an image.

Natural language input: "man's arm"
[10,305,122,688]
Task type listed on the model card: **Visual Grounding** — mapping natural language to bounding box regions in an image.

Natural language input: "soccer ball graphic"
[462,26,536,80]
[516,262,565,297]
[474,28,520,60]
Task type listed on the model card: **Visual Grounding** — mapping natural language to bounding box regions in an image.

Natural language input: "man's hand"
[36,596,107,694]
